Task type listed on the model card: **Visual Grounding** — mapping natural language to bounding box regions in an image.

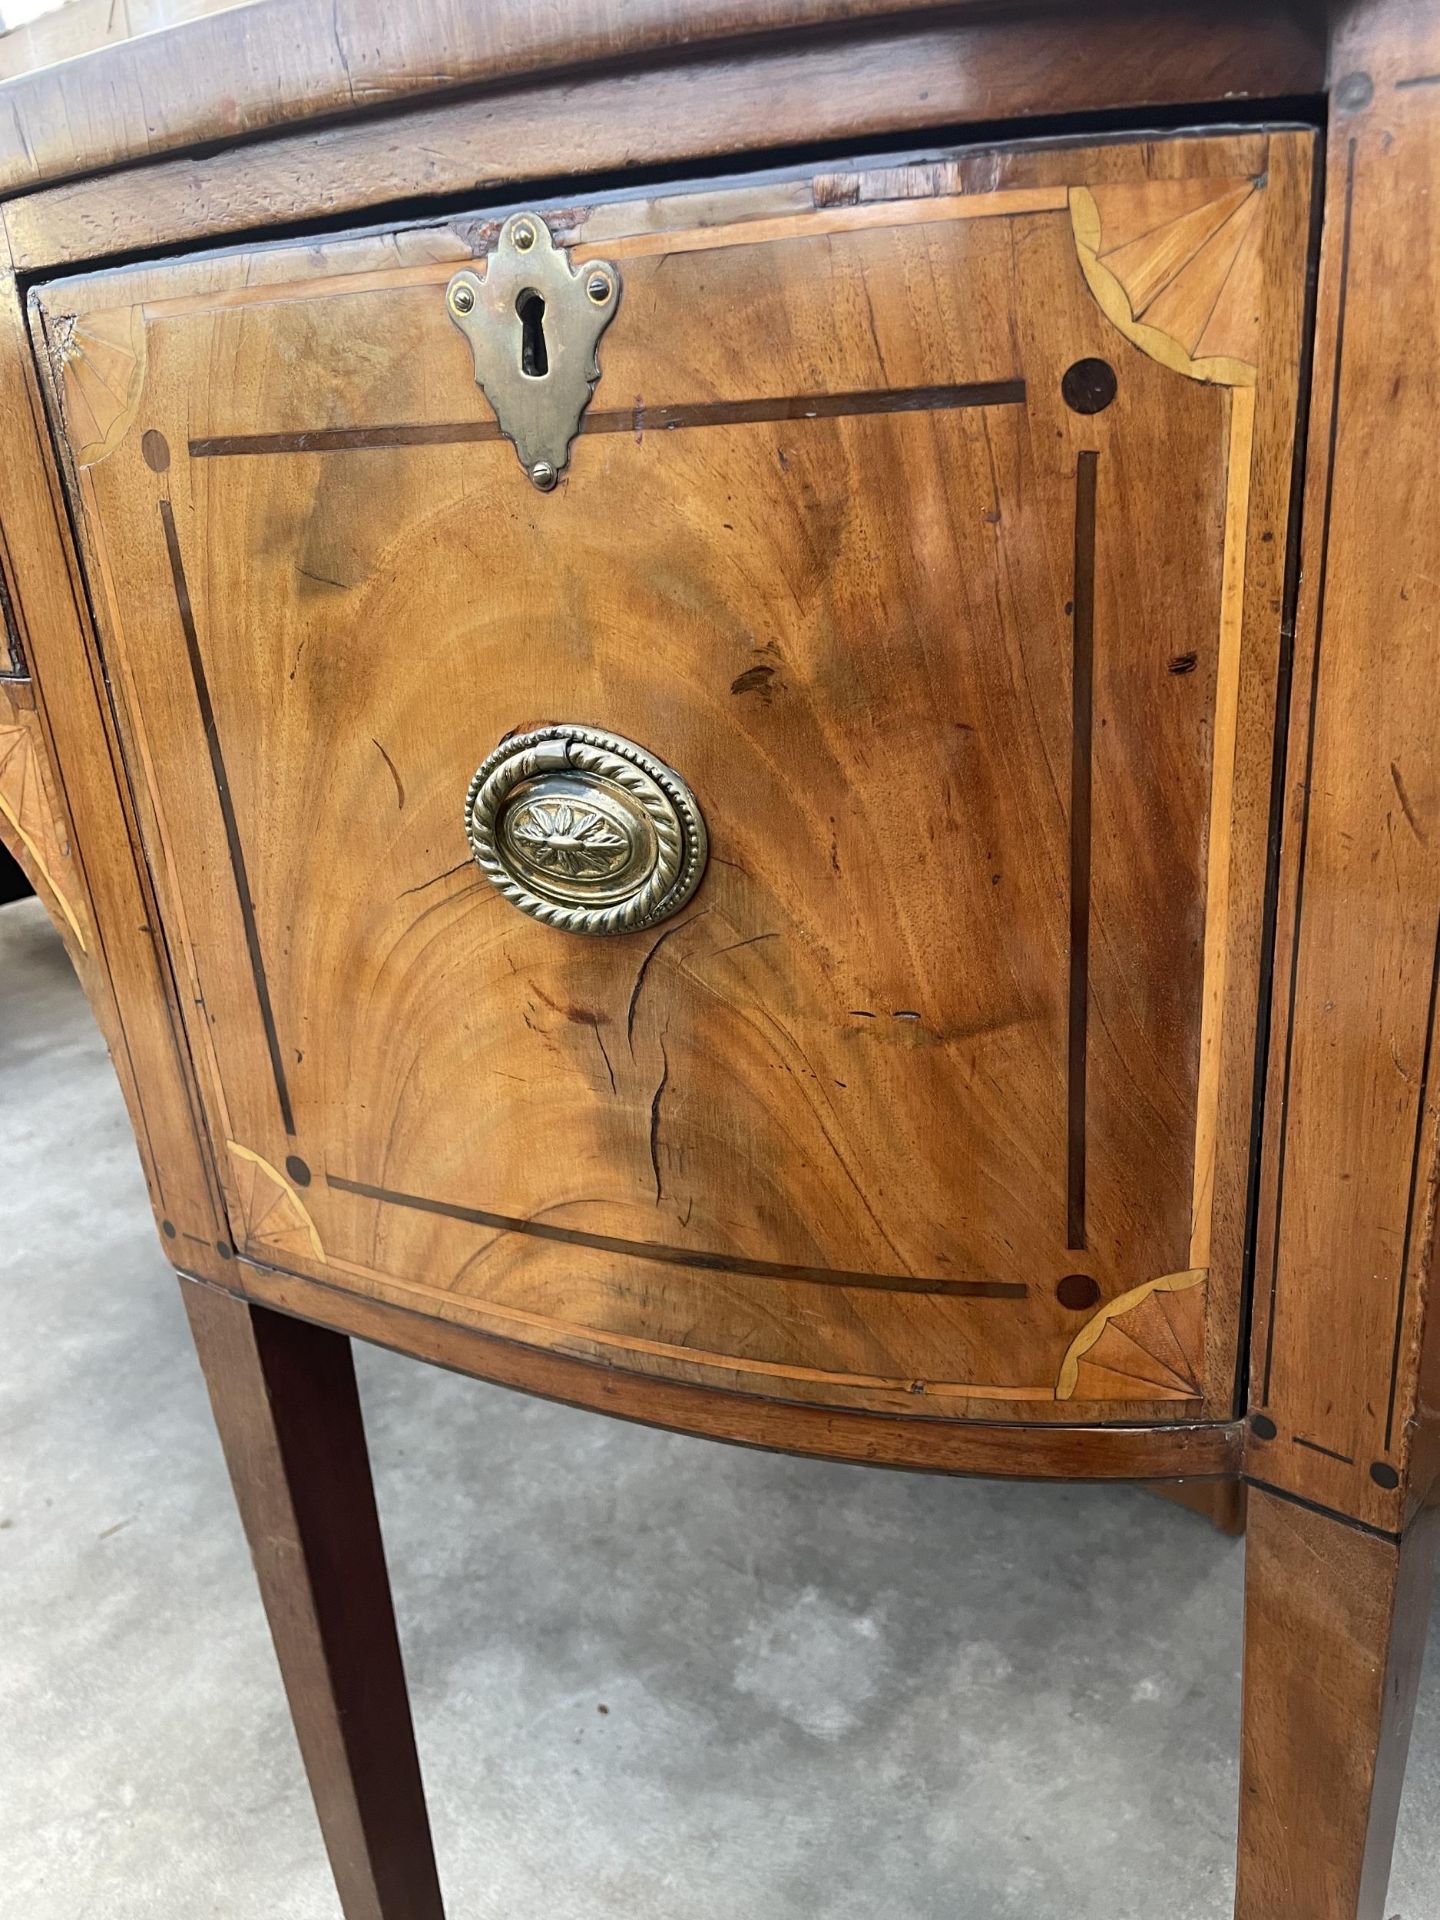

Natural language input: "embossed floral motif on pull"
[507,797,633,879]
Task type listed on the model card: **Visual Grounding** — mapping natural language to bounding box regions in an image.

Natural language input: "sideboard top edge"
[0,0,1328,213]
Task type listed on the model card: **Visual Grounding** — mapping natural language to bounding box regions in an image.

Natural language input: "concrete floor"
[2,892,1437,1920]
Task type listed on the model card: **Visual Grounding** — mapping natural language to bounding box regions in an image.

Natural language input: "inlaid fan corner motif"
[1057,1269,1207,1403]
[53,306,147,467]
[1070,175,1266,386]
[227,1142,325,1263]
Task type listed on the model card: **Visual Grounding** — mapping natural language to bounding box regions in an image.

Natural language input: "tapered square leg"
[181,1279,445,1920]
[1235,1486,1437,1920]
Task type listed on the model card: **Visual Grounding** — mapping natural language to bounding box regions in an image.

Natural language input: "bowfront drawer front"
[38,128,1312,1426]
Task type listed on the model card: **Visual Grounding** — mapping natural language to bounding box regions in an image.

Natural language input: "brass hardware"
[446,212,620,489]
[464,724,708,936]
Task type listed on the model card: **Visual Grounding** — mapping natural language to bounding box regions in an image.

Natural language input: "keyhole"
[517,289,548,377]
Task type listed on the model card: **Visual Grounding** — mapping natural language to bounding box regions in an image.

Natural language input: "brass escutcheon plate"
[464,725,708,935]
[446,212,620,489]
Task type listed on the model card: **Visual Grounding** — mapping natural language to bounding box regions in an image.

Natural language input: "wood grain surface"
[0,536,21,675]
[229,1250,1247,1482]
[36,132,1312,1430]
[182,1278,445,1920]
[0,241,228,1260]
[1236,1487,1440,1919]
[0,0,1326,201]
[2,12,1324,273]
[0,675,89,957]
[1247,0,1440,1534]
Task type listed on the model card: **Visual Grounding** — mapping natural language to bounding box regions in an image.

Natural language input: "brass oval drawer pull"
[464,724,708,936]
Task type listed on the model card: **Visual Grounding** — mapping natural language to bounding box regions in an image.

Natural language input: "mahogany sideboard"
[2,3,1438,1914]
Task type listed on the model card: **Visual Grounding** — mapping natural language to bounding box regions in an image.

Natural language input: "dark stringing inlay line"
[187,380,1027,458]
[159,498,295,1136]
[327,1172,1027,1299]
[1067,450,1099,1252]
